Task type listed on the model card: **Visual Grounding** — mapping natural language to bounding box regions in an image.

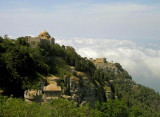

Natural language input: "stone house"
[43,84,62,102]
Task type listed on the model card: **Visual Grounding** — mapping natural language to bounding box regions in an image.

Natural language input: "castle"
[90,58,108,69]
[90,58,107,64]
[25,30,55,45]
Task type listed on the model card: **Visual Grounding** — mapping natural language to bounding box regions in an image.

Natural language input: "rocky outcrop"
[62,67,108,106]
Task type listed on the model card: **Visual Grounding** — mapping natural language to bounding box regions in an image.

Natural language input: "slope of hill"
[0,36,160,116]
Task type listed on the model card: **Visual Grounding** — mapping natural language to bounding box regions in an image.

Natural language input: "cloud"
[56,37,160,92]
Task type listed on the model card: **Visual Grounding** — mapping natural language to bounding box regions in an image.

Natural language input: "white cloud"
[56,37,160,92]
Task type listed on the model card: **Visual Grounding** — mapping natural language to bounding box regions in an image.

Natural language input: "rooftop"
[44,84,61,92]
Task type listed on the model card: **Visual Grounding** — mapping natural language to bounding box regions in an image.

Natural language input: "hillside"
[0,36,160,117]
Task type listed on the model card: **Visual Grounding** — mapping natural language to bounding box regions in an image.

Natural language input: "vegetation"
[0,36,160,116]
[0,96,101,117]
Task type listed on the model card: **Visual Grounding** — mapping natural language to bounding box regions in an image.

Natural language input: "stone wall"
[95,58,106,63]
[24,90,42,103]
[25,31,55,46]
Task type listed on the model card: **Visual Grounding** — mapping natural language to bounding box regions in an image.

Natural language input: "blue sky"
[0,0,160,42]
[1,0,160,92]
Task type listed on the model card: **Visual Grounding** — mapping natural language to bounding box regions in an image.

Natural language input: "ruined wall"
[24,90,42,103]
[25,36,41,44]
[95,58,106,63]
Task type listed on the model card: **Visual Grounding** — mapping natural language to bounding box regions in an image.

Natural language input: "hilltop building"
[90,58,107,64]
[25,30,55,45]
[90,58,109,69]
[95,58,106,63]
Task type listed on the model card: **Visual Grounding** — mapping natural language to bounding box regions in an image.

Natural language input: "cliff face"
[61,65,117,106]
[62,68,104,106]
[61,60,133,106]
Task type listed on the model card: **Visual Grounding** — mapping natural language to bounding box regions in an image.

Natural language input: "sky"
[0,0,160,92]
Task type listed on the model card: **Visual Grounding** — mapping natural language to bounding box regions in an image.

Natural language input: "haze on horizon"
[0,0,160,92]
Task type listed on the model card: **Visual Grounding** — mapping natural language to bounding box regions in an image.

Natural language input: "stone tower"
[24,90,42,103]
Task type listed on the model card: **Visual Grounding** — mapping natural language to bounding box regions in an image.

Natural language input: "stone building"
[89,58,109,69]
[43,84,62,102]
[24,83,62,103]
[25,30,55,45]
[24,90,42,103]
[90,58,107,64]
[95,58,106,63]
[42,76,62,102]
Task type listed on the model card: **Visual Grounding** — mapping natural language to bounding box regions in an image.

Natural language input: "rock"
[80,101,87,106]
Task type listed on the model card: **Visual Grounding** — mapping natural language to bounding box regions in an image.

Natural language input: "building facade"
[25,30,55,45]
[43,84,62,102]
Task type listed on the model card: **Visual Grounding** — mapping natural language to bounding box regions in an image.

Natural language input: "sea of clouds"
[56,38,160,92]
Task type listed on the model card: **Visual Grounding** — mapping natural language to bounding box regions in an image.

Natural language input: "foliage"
[95,100,129,117]
[115,63,124,72]
[0,96,102,117]
[0,37,96,96]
